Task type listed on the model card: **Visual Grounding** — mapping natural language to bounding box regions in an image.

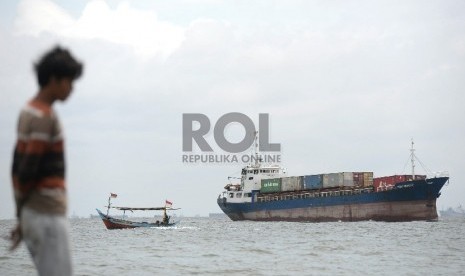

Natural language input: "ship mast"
[410,139,415,178]
[254,131,260,166]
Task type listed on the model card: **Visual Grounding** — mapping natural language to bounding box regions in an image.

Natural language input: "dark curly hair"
[34,46,83,88]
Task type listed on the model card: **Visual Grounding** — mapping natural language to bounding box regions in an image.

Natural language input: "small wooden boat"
[96,194,179,230]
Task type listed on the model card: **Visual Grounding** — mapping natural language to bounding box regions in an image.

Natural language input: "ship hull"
[217,177,448,222]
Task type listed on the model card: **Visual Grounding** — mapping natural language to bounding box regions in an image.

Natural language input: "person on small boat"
[162,215,169,225]
[162,209,170,225]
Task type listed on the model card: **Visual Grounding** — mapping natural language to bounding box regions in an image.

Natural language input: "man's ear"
[48,76,58,86]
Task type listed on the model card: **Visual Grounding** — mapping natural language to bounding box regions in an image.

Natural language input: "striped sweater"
[12,100,67,217]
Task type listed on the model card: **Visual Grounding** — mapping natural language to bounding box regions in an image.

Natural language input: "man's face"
[51,77,73,101]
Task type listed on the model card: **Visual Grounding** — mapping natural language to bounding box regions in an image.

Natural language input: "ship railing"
[256,186,375,202]
[359,188,372,193]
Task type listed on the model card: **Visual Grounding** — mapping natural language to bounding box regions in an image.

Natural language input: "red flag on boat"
[165,200,172,207]
[110,193,117,198]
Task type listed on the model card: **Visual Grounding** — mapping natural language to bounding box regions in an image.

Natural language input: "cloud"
[14,0,74,36]
[14,0,185,59]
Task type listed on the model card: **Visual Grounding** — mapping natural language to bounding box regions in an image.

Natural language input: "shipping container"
[373,174,425,191]
[394,174,427,182]
[343,172,354,186]
[323,173,344,188]
[260,178,281,193]
[363,172,374,187]
[373,176,392,191]
[353,172,364,186]
[373,176,395,189]
[303,174,323,190]
[352,172,374,187]
[281,176,303,192]
[396,175,409,182]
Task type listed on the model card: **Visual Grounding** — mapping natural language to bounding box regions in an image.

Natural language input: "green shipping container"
[261,178,282,193]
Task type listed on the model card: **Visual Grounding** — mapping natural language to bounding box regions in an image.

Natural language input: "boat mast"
[254,130,260,166]
[410,139,416,178]
[107,195,111,216]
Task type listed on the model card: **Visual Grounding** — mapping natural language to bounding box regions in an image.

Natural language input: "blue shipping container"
[303,174,323,190]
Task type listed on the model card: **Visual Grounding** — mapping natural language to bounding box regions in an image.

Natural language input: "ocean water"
[1,217,464,275]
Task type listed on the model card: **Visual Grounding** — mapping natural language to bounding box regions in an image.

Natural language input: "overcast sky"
[1,0,464,219]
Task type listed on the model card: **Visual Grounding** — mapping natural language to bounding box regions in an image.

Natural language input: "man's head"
[34,46,83,101]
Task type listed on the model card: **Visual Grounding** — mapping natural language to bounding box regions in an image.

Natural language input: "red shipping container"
[373,174,426,191]
[373,175,401,191]
[374,176,392,191]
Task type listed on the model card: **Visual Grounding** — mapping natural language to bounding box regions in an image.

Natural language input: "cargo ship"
[217,138,449,222]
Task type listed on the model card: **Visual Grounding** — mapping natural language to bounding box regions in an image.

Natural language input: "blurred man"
[10,46,83,276]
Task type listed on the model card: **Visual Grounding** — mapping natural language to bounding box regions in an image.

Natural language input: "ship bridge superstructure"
[221,131,286,203]
[222,163,286,204]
